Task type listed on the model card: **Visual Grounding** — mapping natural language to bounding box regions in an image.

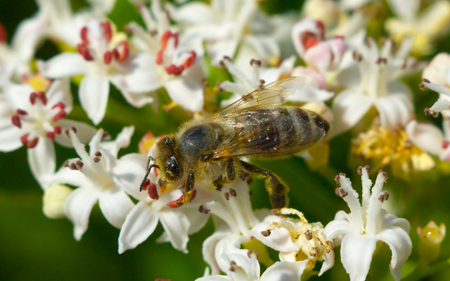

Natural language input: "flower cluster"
[2,0,450,280]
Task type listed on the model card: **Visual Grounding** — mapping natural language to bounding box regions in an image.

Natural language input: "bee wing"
[212,77,306,117]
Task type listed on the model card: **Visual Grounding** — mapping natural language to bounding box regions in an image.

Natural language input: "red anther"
[77,43,94,61]
[156,49,164,65]
[102,21,112,42]
[16,109,28,115]
[0,23,7,42]
[182,51,196,68]
[443,141,449,149]
[165,64,176,75]
[148,183,159,200]
[53,111,67,122]
[80,26,89,45]
[54,126,62,134]
[20,134,29,145]
[112,48,119,60]
[21,134,39,148]
[173,65,184,76]
[173,32,179,48]
[52,102,65,110]
[161,31,173,50]
[115,41,129,62]
[315,20,325,39]
[104,51,112,65]
[301,32,320,50]
[141,179,151,191]
[30,92,37,105]
[46,131,55,141]
[37,91,47,105]
[166,200,180,208]
[334,35,345,40]
[11,114,21,128]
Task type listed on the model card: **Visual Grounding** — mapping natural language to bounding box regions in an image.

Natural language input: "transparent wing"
[212,76,306,117]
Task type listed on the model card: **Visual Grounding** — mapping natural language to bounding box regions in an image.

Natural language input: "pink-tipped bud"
[102,21,112,42]
[80,26,89,45]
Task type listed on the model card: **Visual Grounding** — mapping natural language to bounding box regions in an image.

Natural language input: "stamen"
[156,49,163,65]
[376,57,387,65]
[52,102,65,110]
[102,22,112,42]
[80,26,89,45]
[352,51,363,62]
[301,32,320,50]
[250,59,261,66]
[229,188,237,197]
[101,131,109,141]
[335,187,348,197]
[76,160,83,169]
[11,114,21,128]
[93,151,102,163]
[65,126,77,137]
[17,109,27,115]
[63,160,69,167]
[54,126,62,134]
[261,230,271,237]
[104,51,112,65]
[443,141,449,149]
[304,230,312,240]
[378,169,388,183]
[53,110,66,122]
[334,175,340,184]
[229,261,237,272]
[182,51,196,68]
[77,43,94,61]
[148,183,159,200]
[113,41,129,62]
[198,205,211,214]
[259,79,265,88]
[30,92,37,105]
[46,131,55,141]
[224,192,230,201]
[20,134,39,148]
[161,31,178,49]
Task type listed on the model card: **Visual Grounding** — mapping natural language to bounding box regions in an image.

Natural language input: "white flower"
[385,0,450,55]
[219,57,332,108]
[340,0,372,10]
[118,139,215,253]
[39,19,161,124]
[197,239,308,281]
[324,167,412,281]
[168,0,280,67]
[251,208,335,276]
[330,37,422,137]
[59,127,137,240]
[0,79,95,188]
[421,52,450,117]
[291,18,346,74]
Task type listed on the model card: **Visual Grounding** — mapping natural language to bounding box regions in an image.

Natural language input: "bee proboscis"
[140,77,330,208]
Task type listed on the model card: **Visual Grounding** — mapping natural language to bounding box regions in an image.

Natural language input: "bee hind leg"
[213,159,236,191]
[168,171,196,208]
[239,160,289,209]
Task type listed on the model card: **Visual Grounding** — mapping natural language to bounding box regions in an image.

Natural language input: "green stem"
[402,258,450,281]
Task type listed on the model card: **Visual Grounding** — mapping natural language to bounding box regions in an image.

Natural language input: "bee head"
[157,136,184,182]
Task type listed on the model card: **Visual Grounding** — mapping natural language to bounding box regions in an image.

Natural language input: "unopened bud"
[43,184,73,219]
[417,221,446,264]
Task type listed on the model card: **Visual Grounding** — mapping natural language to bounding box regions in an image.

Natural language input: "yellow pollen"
[25,74,51,92]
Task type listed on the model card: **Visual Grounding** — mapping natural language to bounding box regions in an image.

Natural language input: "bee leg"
[240,160,289,209]
[139,156,159,192]
[213,159,236,191]
[168,171,197,208]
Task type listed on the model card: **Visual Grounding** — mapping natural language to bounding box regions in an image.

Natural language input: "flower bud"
[42,185,73,219]
[302,0,339,28]
[417,221,446,264]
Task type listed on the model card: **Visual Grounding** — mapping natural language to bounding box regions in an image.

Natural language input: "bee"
[140,77,330,209]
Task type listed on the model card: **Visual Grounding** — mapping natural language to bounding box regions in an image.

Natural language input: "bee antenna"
[140,161,160,192]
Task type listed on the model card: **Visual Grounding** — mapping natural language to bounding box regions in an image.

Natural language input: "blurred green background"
[1,0,450,280]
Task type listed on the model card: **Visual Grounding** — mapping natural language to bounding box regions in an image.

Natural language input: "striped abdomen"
[224,106,330,157]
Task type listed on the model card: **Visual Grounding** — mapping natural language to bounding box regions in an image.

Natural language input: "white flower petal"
[4,83,34,110]
[329,88,372,138]
[260,260,308,281]
[250,216,299,252]
[111,153,147,201]
[100,126,134,158]
[0,125,23,152]
[340,232,377,281]
[79,75,110,125]
[208,38,240,66]
[165,76,204,112]
[405,120,444,156]
[46,78,73,112]
[374,93,413,129]
[118,201,159,254]
[54,119,97,148]
[203,231,230,275]
[196,276,229,281]
[38,53,88,78]
[28,138,55,189]
[324,214,355,240]
[158,210,190,252]
[65,186,100,240]
[98,185,134,229]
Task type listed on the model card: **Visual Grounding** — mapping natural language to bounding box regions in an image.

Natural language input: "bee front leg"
[167,171,196,208]
[239,160,289,209]
[213,159,236,191]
